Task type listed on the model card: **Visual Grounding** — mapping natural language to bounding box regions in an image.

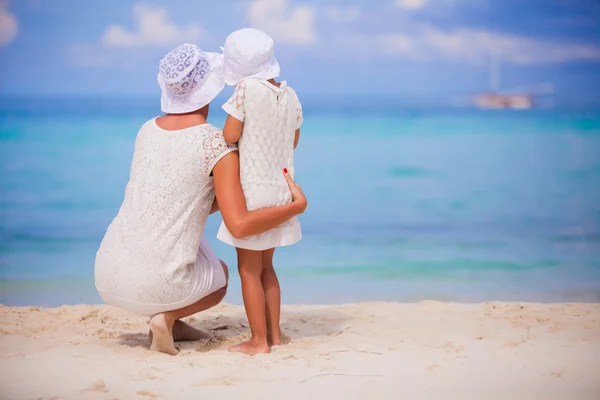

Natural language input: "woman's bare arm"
[212,151,306,239]
[223,115,243,144]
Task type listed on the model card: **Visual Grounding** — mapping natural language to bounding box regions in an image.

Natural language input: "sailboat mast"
[490,51,500,92]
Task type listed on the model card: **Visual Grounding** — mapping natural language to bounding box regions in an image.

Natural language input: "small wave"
[2,231,100,244]
[388,166,429,178]
[282,259,561,279]
[552,232,600,244]
[563,164,600,180]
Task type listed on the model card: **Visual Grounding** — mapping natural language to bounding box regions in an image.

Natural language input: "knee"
[213,287,227,303]
[261,260,276,277]
[262,252,275,272]
[219,259,229,287]
[204,286,227,309]
[237,261,263,278]
[262,258,274,271]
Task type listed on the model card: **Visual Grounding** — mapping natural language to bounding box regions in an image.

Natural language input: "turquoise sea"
[1,97,600,306]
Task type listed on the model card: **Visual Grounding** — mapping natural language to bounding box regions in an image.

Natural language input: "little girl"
[217,28,303,355]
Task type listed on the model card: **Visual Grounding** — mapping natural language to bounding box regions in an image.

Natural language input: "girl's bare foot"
[268,332,292,347]
[229,339,270,355]
[267,327,282,346]
[149,314,179,355]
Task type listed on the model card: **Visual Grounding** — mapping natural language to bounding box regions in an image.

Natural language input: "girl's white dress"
[217,79,303,250]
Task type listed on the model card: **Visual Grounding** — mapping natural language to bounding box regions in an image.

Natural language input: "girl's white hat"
[158,43,225,114]
[221,28,280,86]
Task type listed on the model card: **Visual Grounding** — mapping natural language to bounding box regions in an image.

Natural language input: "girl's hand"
[283,168,307,214]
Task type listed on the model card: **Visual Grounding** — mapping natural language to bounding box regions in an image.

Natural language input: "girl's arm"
[222,81,246,143]
[212,151,306,239]
[294,129,300,149]
[223,115,243,144]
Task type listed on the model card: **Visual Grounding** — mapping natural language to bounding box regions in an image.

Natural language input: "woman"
[94,44,306,355]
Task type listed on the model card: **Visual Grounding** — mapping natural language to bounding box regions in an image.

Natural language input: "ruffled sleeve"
[202,125,238,176]
[222,80,247,122]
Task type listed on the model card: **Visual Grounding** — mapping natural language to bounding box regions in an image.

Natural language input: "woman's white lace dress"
[94,119,236,317]
[217,79,303,250]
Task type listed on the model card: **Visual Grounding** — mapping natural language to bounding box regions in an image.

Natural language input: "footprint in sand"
[503,338,528,348]
[137,390,161,399]
[196,336,226,352]
[80,380,109,394]
[279,334,292,345]
[442,342,464,354]
[137,366,167,380]
[194,377,238,387]
[551,370,565,379]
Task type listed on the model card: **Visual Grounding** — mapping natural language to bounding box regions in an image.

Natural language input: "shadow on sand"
[116,307,352,352]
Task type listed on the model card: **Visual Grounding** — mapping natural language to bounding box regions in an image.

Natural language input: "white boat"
[472,52,538,110]
[473,93,534,110]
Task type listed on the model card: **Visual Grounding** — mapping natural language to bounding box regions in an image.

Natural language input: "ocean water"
[1,98,600,306]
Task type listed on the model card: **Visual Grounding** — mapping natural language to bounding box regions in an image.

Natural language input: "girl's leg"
[149,260,229,355]
[229,248,270,355]
[261,248,281,346]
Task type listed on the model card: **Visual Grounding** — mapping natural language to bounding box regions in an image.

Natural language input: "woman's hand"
[283,168,307,214]
[213,152,307,239]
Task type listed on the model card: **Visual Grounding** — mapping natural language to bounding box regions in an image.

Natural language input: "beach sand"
[0,302,598,399]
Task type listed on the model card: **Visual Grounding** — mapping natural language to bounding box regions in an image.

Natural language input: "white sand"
[1,302,599,399]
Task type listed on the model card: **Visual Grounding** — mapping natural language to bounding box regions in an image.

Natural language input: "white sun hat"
[158,43,225,114]
[221,28,280,86]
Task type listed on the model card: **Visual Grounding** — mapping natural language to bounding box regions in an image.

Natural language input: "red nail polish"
[283,168,288,173]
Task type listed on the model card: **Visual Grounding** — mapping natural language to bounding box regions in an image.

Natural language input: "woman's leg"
[149,319,212,344]
[229,248,270,355]
[149,260,229,355]
[261,248,281,346]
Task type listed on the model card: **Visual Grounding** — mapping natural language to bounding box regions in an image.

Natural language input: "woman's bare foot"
[173,320,211,341]
[229,339,270,355]
[149,314,179,355]
[149,320,211,343]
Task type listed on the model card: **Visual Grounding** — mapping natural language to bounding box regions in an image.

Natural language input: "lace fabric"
[217,79,303,250]
[159,43,210,97]
[95,121,237,309]
[202,124,238,175]
[223,80,248,121]
[292,88,303,130]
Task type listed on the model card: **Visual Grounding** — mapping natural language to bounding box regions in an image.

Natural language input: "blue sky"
[1,0,599,105]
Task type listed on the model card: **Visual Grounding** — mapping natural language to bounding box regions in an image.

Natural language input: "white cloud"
[247,0,317,45]
[0,0,18,47]
[378,34,418,58]
[396,0,427,10]
[327,6,360,24]
[378,27,600,65]
[101,3,201,48]
[70,3,204,68]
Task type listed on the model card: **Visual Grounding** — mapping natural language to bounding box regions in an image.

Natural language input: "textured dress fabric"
[94,119,237,317]
[217,79,303,250]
